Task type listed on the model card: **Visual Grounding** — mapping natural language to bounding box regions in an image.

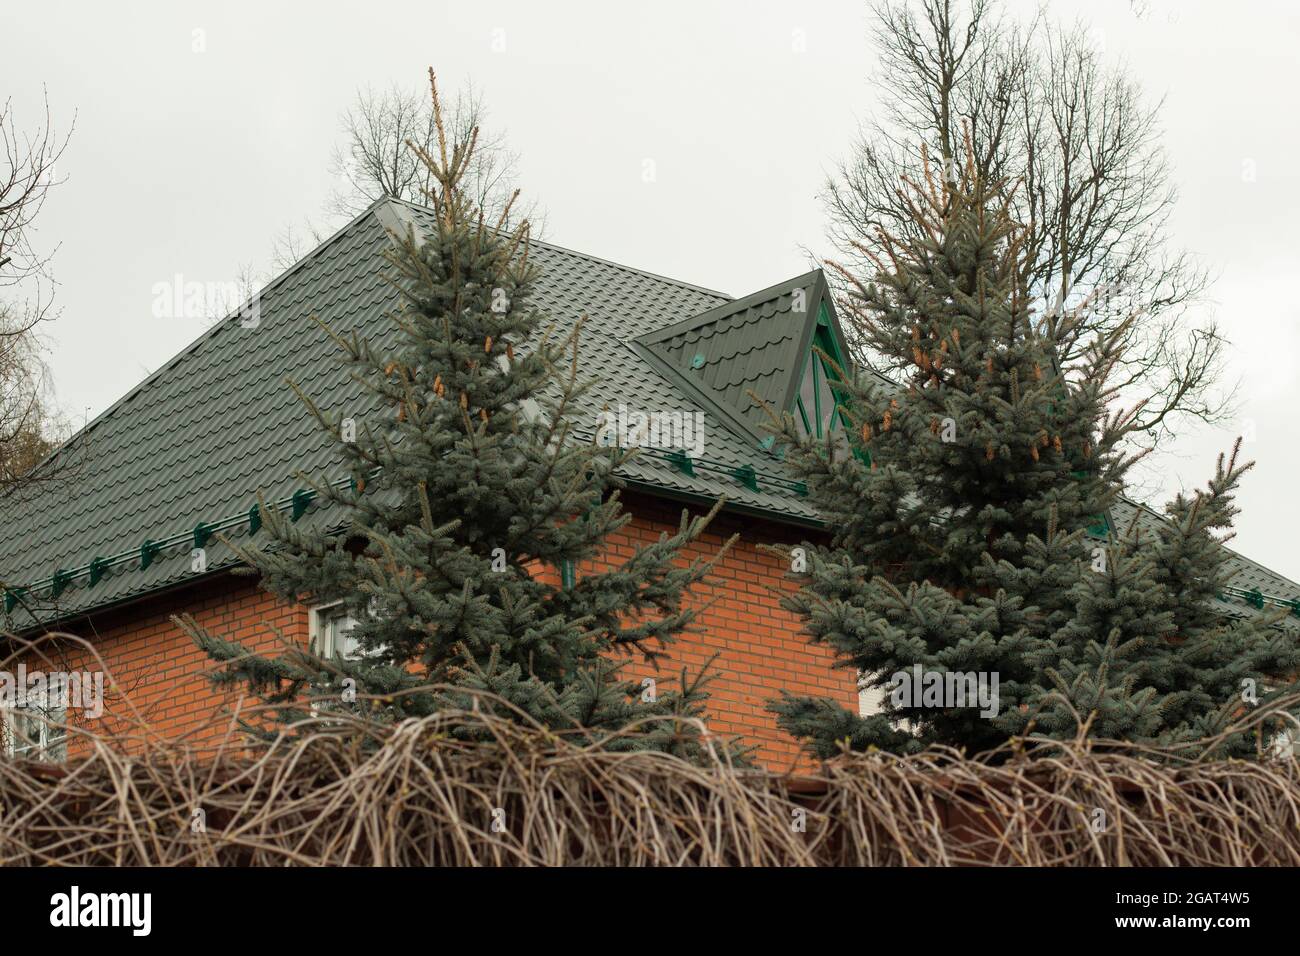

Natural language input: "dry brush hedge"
[2,697,1300,866]
[4,630,1300,866]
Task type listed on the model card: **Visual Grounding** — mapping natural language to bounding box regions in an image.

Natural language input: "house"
[2,197,1298,767]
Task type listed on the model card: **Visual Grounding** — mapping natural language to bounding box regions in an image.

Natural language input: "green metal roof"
[0,196,1295,632]
[0,198,825,628]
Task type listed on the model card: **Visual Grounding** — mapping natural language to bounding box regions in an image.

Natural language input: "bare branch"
[822,0,1227,452]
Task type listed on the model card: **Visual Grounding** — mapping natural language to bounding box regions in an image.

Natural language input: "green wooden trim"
[811,353,823,437]
[794,310,852,443]
[795,395,812,435]
[812,306,849,370]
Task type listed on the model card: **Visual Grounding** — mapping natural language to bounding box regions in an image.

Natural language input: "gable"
[633,270,835,444]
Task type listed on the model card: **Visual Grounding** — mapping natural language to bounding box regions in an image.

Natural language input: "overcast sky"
[9,0,1300,579]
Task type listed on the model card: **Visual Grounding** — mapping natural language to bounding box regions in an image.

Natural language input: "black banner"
[0,865,1274,942]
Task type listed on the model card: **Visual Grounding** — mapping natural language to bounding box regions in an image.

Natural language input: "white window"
[2,678,68,762]
[859,676,887,717]
[311,602,361,660]
[858,671,920,735]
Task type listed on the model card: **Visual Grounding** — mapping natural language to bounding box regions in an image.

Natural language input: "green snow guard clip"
[4,588,26,613]
[666,450,695,477]
[291,489,316,521]
[51,569,73,598]
[249,504,262,535]
[732,464,759,492]
[193,522,215,548]
[89,558,110,587]
[140,540,162,570]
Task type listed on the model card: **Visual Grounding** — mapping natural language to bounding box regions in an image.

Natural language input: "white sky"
[9,0,1300,579]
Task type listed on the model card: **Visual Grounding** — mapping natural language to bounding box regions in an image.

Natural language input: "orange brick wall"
[28,493,854,768]
[29,577,307,754]
[579,493,856,767]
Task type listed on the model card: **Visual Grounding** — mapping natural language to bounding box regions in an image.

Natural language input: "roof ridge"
[383,196,734,301]
[634,268,823,347]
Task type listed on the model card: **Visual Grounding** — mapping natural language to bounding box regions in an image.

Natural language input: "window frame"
[310,600,362,661]
[2,676,68,762]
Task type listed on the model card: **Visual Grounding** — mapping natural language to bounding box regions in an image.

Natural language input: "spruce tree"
[182,71,738,760]
[1019,534,1175,742]
[769,150,1297,758]
[1025,444,1300,755]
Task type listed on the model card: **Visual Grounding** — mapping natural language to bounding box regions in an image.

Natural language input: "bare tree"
[268,220,324,276]
[823,0,1228,454]
[0,91,72,490]
[270,78,540,272]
